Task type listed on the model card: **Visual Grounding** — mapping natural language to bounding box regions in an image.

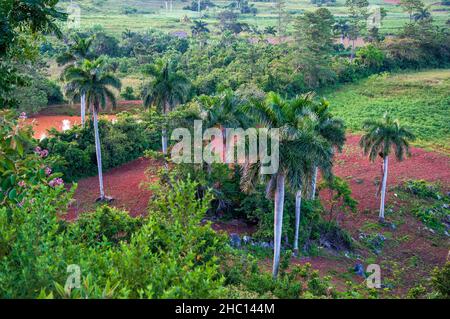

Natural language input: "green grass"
[57,0,449,36]
[323,69,450,154]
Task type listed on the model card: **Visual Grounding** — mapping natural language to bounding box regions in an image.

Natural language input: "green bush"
[431,262,450,299]
[0,175,229,298]
[40,114,160,181]
[404,180,443,200]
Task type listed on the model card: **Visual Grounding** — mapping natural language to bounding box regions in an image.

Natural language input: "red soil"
[31,115,449,294]
[66,157,161,220]
[325,135,450,212]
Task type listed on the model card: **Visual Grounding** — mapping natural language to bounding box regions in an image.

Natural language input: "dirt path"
[66,157,160,220]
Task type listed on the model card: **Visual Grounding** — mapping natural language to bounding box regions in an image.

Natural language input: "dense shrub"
[0,176,229,298]
[40,113,160,181]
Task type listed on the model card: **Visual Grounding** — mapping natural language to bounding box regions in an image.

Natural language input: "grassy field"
[323,69,450,154]
[57,0,449,36]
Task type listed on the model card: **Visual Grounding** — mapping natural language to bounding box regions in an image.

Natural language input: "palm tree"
[333,19,350,46]
[191,20,210,37]
[57,34,94,127]
[142,60,190,156]
[308,96,346,200]
[359,113,415,222]
[282,94,334,256]
[241,92,333,278]
[264,25,277,36]
[64,58,121,201]
[198,90,250,163]
[413,7,431,21]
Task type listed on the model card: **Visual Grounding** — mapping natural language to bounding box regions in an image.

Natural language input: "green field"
[323,69,450,153]
[57,0,449,35]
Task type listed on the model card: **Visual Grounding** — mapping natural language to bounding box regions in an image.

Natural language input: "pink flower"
[49,177,64,188]
[34,147,49,158]
[19,112,27,120]
[45,167,52,176]
[18,180,26,187]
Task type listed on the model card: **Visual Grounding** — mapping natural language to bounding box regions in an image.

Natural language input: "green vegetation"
[325,70,450,152]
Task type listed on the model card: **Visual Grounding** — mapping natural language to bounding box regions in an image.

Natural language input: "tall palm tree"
[142,60,190,156]
[241,92,333,278]
[58,34,94,127]
[64,58,121,201]
[333,19,350,46]
[308,96,346,200]
[282,94,334,256]
[359,113,415,222]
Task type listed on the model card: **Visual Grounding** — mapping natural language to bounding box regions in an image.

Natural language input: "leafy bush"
[40,113,160,181]
[64,206,143,247]
[431,262,450,299]
[0,176,229,298]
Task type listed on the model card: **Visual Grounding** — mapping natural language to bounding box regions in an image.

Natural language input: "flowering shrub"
[0,110,63,209]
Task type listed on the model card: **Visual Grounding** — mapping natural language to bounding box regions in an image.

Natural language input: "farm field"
[56,0,450,35]
[324,69,450,154]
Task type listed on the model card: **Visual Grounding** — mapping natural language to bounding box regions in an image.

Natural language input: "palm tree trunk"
[379,156,389,222]
[293,187,302,256]
[273,173,285,279]
[81,93,86,127]
[162,127,168,155]
[92,109,105,200]
[351,39,355,60]
[311,166,318,199]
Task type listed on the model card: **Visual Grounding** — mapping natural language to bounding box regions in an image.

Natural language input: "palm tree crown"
[359,112,415,162]
[142,60,190,114]
[64,58,121,112]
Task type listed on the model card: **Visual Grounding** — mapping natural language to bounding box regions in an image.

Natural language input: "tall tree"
[345,0,369,60]
[278,93,334,256]
[64,58,121,201]
[0,0,65,108]
[308,97,346,199]
[293,8,336,89]
[142,60,190,156]
[241,92,332,277]
[359,113,415,222]
[57,34,94,127]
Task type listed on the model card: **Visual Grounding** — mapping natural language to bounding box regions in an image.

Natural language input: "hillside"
[56,0,450,35]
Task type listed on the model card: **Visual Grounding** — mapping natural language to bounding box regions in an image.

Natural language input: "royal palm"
[359,112,415,222]
[142,60,190,156]
[64,58,121,201]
